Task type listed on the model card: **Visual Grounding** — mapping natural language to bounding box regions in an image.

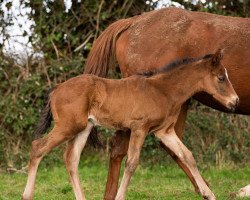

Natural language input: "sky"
[0,0,72,63]
[1,0,35,61]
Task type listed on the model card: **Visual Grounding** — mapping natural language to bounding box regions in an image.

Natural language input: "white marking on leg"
[74,122,93,155]
[88,115,100,126]
[116,173,130,200]
[23,127,71,199]
[155,130,216,200]
[65,122,93,200]
[238,185,250,197]
[22,159,41,199]
[116,130,146,200]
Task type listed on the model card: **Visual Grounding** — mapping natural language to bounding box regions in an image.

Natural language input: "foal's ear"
[211,49,224,67]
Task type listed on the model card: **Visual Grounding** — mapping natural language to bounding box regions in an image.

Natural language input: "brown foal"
[22,50,238,200]
[84,8,250,199]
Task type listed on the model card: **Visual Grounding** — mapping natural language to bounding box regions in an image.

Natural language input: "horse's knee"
[63,143,77,171]
[63,146,71,166]
[174,100,189,139]
[110,147,127,160]
[110,130,130,160]
[125,161,139,174]
[125,156,139,174]
[63,154,77,178]
[182,150,197,169]
[29,138,48,160]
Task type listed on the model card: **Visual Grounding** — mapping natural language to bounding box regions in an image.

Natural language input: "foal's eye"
[218,75,225,82]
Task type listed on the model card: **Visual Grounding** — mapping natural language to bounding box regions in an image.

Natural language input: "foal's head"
[201,49,239,111]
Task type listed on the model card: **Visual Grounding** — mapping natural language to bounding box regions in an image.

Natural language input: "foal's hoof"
[237,185,250,197]
[22,194,33,200]
[202,194,216,200]
[104,195,116,200]
[22,198,31,200]
[115,195,125,200]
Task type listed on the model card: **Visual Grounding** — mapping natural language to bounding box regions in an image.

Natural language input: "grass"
[0,158,249,200]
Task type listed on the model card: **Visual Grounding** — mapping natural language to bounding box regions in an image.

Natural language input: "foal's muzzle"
[227,96,239,112]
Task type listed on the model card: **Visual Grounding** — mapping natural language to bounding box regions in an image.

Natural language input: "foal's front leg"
[115,129,147,200]
[104,103,190,200]
[155,129,216,200]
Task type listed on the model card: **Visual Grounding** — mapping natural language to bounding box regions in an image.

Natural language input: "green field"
[0,159,249,200]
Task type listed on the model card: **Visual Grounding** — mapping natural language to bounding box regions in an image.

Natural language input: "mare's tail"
[84,18,133,77]
[84,18,133,148]
[33,89,53,140]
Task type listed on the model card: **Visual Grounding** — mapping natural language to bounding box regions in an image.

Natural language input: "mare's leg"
[115,130,146,200]
[63,122,93,200]
[155,129,216,200]
[104,130,130,200]
[22,125,73,200]
[174,100,189,139]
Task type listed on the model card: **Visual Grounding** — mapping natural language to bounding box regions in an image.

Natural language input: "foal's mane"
[138,54,213,77]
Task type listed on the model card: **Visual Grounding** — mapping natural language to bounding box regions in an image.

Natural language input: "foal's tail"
[33,89,53,140]
[84,18,133,77]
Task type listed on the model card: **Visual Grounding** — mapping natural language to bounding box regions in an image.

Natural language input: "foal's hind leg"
[104,130,130,200]
[155,129,216,200]
[115,130,146,200]
[63,122,93,200]
[22,126,71,200]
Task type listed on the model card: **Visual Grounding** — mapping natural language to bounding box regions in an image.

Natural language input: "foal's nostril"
[228,97,239,112]
[228,102,236,112]
[235,97,240,107]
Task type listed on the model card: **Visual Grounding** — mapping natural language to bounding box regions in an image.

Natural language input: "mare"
[22,50,238,200]
[84,7,250,200]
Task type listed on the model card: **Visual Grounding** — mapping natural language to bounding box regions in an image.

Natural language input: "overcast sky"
[1,0,35,61]
[0,0,73,63]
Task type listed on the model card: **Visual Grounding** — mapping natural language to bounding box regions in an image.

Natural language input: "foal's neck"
[151,63,207,105]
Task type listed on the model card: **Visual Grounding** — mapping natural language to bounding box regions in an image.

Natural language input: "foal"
[22,49,238,200]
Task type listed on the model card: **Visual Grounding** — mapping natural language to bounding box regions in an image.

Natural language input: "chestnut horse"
[22,50,238,200]
[84,7,250,200]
